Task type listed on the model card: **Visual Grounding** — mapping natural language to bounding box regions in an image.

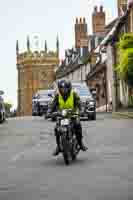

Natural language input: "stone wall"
[17,51,59,116]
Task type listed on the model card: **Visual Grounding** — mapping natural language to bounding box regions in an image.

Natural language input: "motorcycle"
[52,109,80,165]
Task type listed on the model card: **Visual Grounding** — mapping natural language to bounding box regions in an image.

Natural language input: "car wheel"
[91,113,96,120]
[3,113,6,121]
[52,117,56,122]
[44,114,47,120]
[0,113,3,123]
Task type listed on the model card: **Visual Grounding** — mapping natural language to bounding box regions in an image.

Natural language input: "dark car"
[32,89,55,116]
[0,96,6,123]
[72,82,96,120]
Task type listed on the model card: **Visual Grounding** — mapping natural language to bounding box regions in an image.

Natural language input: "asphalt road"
[0,114,132,200]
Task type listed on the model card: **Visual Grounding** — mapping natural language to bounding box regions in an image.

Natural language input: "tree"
[117,33,133,86]
[116,33,133,107]
[4,102,12,114]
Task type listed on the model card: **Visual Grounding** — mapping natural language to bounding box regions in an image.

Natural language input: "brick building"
[56,17,90,81]
[118,0,127,16]
[75,17,88,57]
[92,5,106,34]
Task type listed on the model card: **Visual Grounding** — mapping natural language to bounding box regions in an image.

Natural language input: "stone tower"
[117,0,127,16]
[75,17,88,56]
[92,5,105,34]
[16,36,59,116]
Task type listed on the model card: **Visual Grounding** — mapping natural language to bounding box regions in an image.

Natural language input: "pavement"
[112,108,133,119]
[0,113,132,200]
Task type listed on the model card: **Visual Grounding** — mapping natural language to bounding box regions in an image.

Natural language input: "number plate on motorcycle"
[61,119,69,126]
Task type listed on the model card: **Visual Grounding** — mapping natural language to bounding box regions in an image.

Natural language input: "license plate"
[61,119,69,126]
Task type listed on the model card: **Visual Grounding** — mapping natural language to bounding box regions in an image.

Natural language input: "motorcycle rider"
[48,79,88,156]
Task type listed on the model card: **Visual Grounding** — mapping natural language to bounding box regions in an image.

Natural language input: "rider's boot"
[53,145,61,156]
[77,136,88,151]
[79,139,88,151]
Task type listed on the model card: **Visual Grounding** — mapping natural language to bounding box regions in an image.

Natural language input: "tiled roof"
[105,18,118,31]
[56,54,84,78]
[100,9,130,47]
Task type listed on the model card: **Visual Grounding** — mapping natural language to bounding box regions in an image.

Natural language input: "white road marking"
[11,142,42,162]
[11,151,25,162]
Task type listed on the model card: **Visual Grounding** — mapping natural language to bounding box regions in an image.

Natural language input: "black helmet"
[58,79,72,99]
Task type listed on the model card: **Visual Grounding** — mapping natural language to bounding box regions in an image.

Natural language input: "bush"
[117,33,133,87]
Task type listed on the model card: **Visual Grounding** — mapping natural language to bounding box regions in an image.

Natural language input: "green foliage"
[117,33,133,86]
[4,102,12,113]
[119,33,133,49]
[128,94,133,106]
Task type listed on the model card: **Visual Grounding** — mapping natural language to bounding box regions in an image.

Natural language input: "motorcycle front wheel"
[61,136,71,165]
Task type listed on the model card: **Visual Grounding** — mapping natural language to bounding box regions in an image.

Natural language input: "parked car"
[32,89,55,116]
[0,96,6,123]
[45,90,57,120]
[71,82,96,120]
[32,97,38,116]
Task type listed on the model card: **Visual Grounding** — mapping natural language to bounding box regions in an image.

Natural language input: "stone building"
[16,36,59,116]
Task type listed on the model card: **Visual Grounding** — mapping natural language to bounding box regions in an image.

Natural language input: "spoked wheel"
[62,136,71,165]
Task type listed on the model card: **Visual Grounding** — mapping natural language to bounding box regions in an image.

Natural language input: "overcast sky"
[0,0,117,109]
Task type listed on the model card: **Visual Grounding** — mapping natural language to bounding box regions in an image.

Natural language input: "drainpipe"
[112,44,118,112]
[104,67,108,112]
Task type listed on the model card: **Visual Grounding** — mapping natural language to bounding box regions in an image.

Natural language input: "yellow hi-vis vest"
[58,91,74,110]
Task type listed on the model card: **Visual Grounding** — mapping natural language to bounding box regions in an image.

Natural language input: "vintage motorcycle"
[52,109,80,165]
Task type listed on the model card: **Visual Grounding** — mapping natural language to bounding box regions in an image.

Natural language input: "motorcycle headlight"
[89,101,95,106]
[62,110,67,116]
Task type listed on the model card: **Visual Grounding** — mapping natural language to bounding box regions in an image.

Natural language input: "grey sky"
[0,0,116,109]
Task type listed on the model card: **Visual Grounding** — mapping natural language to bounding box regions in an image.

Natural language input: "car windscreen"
[78,89,91,96]
[38,94,48,98]
[72,85,91,96]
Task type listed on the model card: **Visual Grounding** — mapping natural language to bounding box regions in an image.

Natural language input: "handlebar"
[49,109,80,118]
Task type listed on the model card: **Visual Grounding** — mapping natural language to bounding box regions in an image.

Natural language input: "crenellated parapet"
[17,50,59,66]
[16,35,60,66]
